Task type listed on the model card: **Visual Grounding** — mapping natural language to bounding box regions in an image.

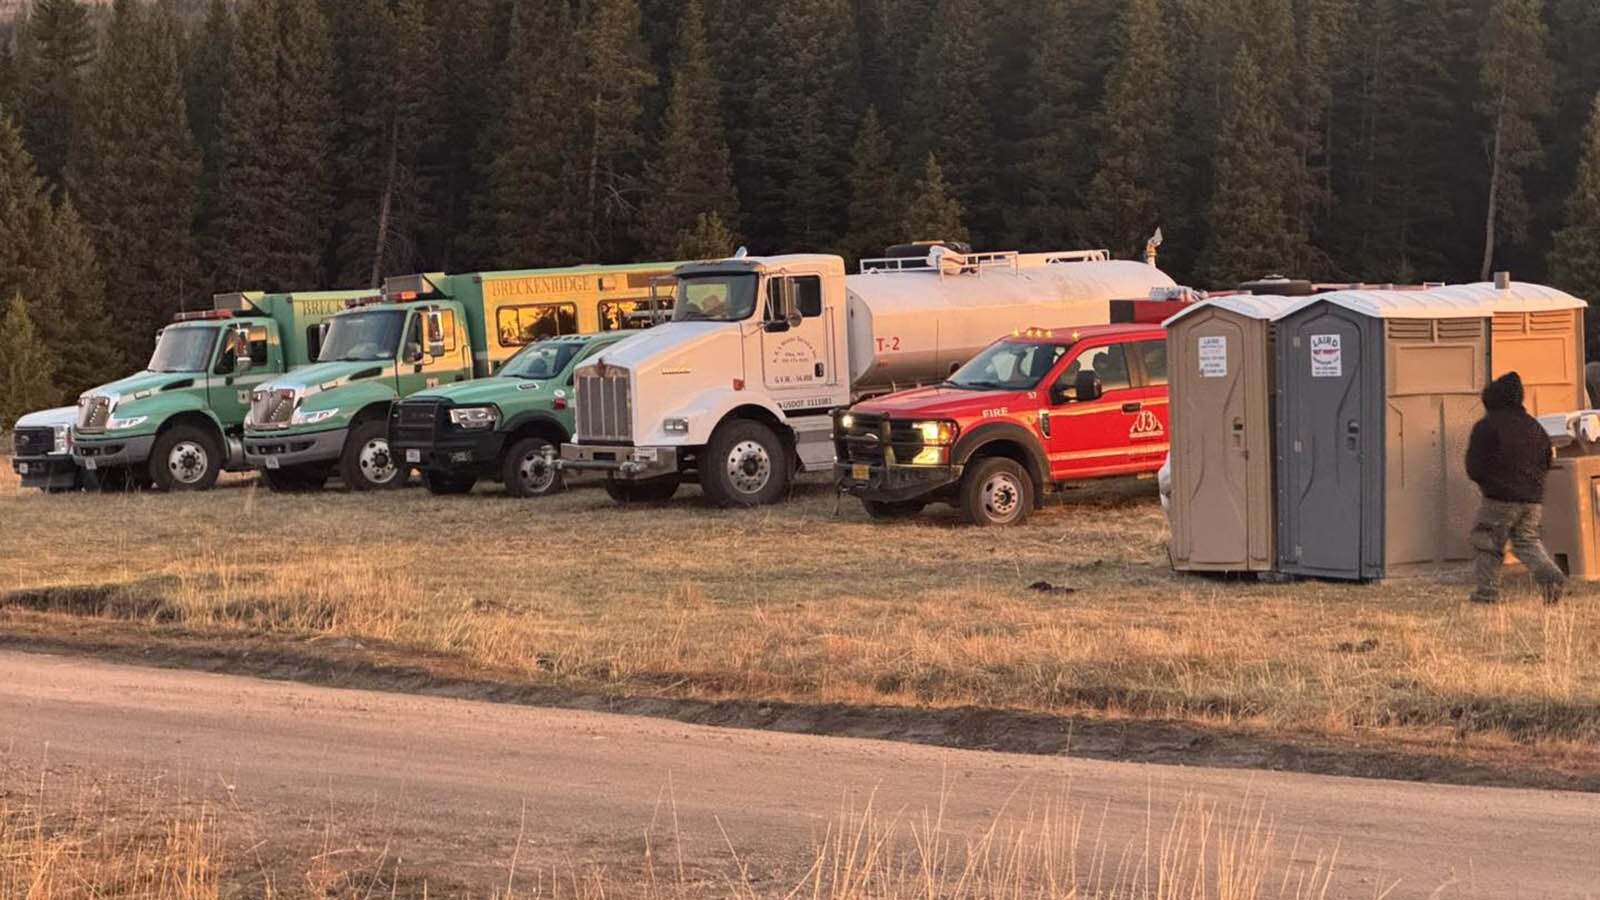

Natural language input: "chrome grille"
[77,396,110,431]
[250,389,296,429]
[576,371,632,442]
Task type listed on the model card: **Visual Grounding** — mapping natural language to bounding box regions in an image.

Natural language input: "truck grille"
[77,396,110,432]
[576,370,632,442]
[12,427,54,457]
[390,399,444,444]
[835,413,926,465]
[250,389,296,429]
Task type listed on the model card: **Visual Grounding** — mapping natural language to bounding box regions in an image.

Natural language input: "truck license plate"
[405,449,421,463]
[84,458,97,471]
[15,462,27,474]
[851,464,870,480]
[264,457,280,470]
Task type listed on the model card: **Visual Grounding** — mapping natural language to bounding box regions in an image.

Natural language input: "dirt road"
[4,650,1596,897]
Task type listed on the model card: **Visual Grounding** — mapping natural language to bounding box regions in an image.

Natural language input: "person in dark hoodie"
[1465,371,1565,604]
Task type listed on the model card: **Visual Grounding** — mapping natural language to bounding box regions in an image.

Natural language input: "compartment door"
[1178,320,1251,568]
[1282,312,1367,577]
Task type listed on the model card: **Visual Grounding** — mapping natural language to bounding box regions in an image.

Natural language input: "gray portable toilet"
[1275,290,1492,580]
[1165,295,1296,573]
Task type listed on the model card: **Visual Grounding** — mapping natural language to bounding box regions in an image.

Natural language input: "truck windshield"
[946,340,1071,390]
[672,274,758,322]
[498,339,584,380]
[319,309,405,362]
[147,326,219,373]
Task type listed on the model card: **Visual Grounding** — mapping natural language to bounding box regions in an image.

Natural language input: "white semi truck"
[559,245,1177,506]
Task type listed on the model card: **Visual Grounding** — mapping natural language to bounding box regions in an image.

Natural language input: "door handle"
[1346,420,1360,450]
[1121,402,1142,413]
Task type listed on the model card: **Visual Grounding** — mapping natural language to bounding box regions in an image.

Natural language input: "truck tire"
[604,475,680,504]
[149,425,221,492]
[261,464,329,493]
[423,468,476,495]
[700,419,789,507]
[502,436,565,498]
[862,498,927,520]
[340,420,406,491]
[958,457,1033,526]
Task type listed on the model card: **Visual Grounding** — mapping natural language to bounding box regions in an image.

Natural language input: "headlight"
[52,425,70,454]
[914,420,958,445]
[449,406,499,429]
[107,415,148,431]
[662,417,689,434]
[290,408,339,425]
[838,413,854,430]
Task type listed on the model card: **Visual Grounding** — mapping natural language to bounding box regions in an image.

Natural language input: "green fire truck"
[389,331,639,496]
[70,290,365,491]
[242,261,681,492]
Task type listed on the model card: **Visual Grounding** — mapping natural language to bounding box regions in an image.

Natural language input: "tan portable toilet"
[1165,296,1294,572]
[1427,282,1587,416]
[1275,290,1494,580]
[1539,413,1600,579]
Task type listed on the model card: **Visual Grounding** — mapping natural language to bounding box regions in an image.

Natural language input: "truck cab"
[561,254,850,506]
[389,330,638,496]
[10,406,80,491]
[70,291,353,491]
[834,323,1171,525]
[243,296,472,491]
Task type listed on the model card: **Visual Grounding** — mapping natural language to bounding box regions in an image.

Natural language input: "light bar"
[173,309,234,322]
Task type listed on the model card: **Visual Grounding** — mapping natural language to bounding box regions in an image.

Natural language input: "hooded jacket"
[1465,372,1553,504]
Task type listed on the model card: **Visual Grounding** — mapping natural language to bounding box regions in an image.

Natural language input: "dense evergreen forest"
[4,0,1600,424]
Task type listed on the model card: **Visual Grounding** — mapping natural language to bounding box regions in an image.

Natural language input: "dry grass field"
[3,452,1598,785]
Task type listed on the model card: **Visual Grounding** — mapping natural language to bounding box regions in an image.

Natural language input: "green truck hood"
[84,370,206,403]
[411,377,560,407]
[261,360,392,397]
[75,370,212,440]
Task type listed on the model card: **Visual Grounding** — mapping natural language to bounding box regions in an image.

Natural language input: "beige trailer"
[1426,282,1587,417]
[1165,296,1296,572]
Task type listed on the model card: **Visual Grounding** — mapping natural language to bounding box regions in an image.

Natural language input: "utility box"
[1538,412,1600,579]
[1165,296,1293,572]
[1275,291,1491,580]
[1429,282,1587,417]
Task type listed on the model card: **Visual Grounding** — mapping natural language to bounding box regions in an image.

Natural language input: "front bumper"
[243,427,348,469]
[72,434,158,470]
[835,461,963,503]
[390,431,505,471]
[560,443,680,479]
[13,455,80,490]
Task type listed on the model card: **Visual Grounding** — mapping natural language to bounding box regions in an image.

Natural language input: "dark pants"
[1470,498,1564,602]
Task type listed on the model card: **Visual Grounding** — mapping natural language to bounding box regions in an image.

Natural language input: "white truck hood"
[582,321,744,377]
[15,406,78,429]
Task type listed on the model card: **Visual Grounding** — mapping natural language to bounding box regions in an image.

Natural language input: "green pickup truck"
[388,331,636,495]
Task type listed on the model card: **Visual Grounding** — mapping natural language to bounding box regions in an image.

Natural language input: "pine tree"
[901,153,968,243]
[1200,47,1305,285]
[1549,93,1600,304]
[433,0,509,271]
[639,0,738,260]
[21,0,96,185]
[68,0,201,365]
[1478,0,1554,279]
[677,211,737,259]
[1015,0,1087,250]
[911,0,993,241]
[0,294,62,429]
[186,0,232,232]
[743,0,859,251]
[1082,0,1175,260]
[843,106,902,265]
[580,0,656,259]
[0,106,115,396]
[210,0,337,289]
[488,0,588,267]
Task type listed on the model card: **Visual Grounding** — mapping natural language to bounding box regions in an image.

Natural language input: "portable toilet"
[1424,282,1587,417]
[1165,295,1296,573]
[1274,290,1493,580]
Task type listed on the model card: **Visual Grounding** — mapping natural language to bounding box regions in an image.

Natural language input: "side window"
[432,309,459,353]
[403,315,422,357]
[305,324,323,362]
[1136,340,1167,386]
[247,326,269,366]
[793,276,823,318]
[1066,345,1132,392]
[496,303,579,346]
[600,297,674,330]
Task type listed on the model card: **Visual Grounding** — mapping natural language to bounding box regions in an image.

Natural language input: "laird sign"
[485,275,595,300]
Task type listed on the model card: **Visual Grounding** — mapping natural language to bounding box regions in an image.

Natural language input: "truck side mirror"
[1073,369,1103,402]
[426,310,447,357]
[234,353,253,373]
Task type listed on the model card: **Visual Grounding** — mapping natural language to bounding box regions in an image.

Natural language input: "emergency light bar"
[343,294,386,308]
[382,272,445,300]
[173,309,234,322]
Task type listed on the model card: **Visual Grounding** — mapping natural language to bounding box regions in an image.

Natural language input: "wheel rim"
[167,440,210,485]
[981,471,1022,521]
[724,439,772,495]
[359,437,397,485]
[515,447,555,493]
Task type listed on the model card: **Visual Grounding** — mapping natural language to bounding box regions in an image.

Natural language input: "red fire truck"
[833,322,1171,525]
